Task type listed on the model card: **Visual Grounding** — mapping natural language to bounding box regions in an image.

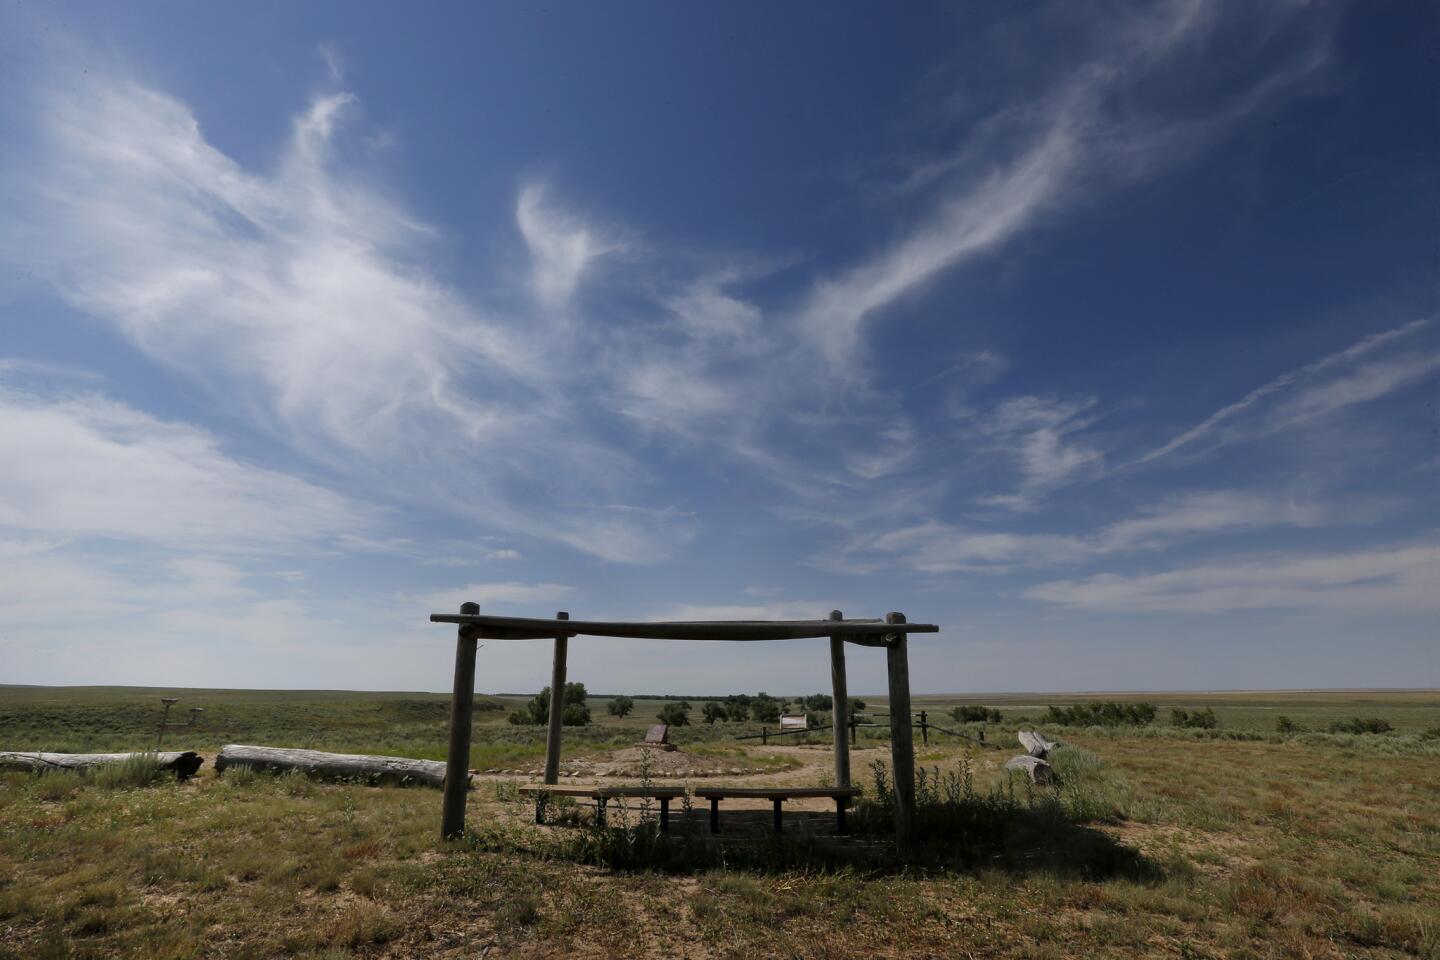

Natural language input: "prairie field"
[1,686,1437,959]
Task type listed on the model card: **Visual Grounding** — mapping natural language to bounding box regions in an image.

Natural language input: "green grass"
[1,686,1438,958]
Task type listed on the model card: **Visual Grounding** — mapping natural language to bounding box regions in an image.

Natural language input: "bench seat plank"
[693,786,860,800]
[521,783,684,830]
[520,784,686,798]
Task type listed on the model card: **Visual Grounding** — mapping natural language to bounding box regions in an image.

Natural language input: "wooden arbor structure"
[429,606,939,845]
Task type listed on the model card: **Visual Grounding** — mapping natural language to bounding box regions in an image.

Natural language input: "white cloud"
[1136,319,1434,465]
[832,490,1329,575]
[516,182,621,308]
[1097,491,1326,551]
[417,581,575,614]
[650,601,839,622]
[969,395,1102,510]
[1026,540,1440,613]
[794,0,1327,374]
[10,74,686,564]
[0,383,363,551]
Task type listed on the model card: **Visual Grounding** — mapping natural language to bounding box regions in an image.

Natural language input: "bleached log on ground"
[215,744,457,788]
[0,751,204,779]
[1018,730,1058,759]
[1004,754,1056,786]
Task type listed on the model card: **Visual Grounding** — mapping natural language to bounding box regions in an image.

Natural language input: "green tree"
[607,696,635,718]
[752,698,781,724]
[657,701,691,727]
[702,702,728,724]
[510,682,592,726]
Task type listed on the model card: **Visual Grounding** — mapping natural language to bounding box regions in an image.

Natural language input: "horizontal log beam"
[0,751,203,779]
[216,745,454,788]
[430,614,939,642]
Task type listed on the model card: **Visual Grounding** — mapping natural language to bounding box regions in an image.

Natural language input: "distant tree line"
[1043,701,1158,727]
[691,693,867,726]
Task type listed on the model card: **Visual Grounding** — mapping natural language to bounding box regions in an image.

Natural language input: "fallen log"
[1004,754,1056,786]
[1018,730,1059,759]
[0,751,204,779]
[215,744,457,788]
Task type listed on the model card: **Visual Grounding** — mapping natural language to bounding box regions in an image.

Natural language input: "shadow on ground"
[477,802,1158,882]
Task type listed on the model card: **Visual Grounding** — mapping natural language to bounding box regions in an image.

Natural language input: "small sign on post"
[155,698,203,750]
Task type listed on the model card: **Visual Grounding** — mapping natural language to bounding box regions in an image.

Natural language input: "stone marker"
[639,723,677,751]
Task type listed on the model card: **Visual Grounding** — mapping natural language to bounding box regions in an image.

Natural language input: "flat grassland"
[1,686,1437,959]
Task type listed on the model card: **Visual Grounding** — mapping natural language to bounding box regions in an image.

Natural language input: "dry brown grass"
[1,691,1437,958]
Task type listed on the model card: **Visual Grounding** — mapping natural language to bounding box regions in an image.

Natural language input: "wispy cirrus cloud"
[1026,540,1440,614]
[8,75,687,563]
[516,182,624,309]
[417,581,575,614]
[968,395,1103,511]
[0,380,364,551]
[650,600,840,623]
[829,490,1329,575]
[1136,319,1436,466]
[794,0,1330,375]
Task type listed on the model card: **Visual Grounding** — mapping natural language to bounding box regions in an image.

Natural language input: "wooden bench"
[693,786,862,834]
[520,784,687,830]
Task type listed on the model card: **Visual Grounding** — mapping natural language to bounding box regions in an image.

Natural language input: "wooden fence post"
[920,709,929,745]
[441,601,479,840]
[885,611,915,848]
[543,612,569,785]
[828,610,851,789]
[762,726,768,745]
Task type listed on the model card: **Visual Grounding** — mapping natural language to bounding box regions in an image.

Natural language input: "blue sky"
[1,1,1436,694]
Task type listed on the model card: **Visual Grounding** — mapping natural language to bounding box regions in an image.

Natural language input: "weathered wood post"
[885,611,916,847]
[828,610,851,789]
[543,611,569,785]
[762,726,768,745]
[441,601,479,840]
[920,710,929,745]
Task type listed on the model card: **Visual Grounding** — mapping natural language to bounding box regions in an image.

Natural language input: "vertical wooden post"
[441,601,479,840]
[543,611,569,785]
[885,611,915,848]
[920,709,929,745]
[828,610,851,789]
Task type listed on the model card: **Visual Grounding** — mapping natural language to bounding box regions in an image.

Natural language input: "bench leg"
[773,798,783,833]
[660,797,670,832]
[835,797,848,834]
[596,797,607,827]
[709,797,720,833]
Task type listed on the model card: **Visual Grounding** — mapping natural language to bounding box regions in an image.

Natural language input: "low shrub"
[1327,717,1393,735]
[1044,702,1157,727]
[1171,707,1218,729]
